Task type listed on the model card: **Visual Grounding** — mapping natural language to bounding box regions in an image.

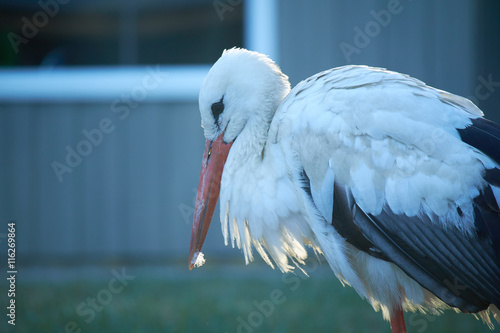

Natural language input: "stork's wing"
[271,66,500,313]
[332,180,500,313]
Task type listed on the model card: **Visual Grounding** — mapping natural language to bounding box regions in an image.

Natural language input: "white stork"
[188,48,500,332]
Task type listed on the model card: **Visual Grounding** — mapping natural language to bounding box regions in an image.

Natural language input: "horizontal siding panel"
[0,102,237,264]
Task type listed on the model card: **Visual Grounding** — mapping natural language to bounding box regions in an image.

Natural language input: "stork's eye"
[211,98,224,123]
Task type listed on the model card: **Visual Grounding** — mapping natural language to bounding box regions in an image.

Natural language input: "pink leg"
[390,303,407,333]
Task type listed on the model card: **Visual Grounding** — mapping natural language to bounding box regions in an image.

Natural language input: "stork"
[188,48,500,332]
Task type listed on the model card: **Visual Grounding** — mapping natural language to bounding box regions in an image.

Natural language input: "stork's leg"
[390,303,406,333]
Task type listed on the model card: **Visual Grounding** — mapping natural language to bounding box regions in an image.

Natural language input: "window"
[0,0,278,101]
[0,0,243,67]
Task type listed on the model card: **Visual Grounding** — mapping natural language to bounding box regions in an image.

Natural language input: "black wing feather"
[330,185,492,312]
[339,186,500,312]
[458,117,500,165]
[458,117,500,262]
[332,183,388,260]
[325,116,500,313]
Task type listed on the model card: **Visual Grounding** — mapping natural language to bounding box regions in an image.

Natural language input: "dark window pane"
[0,0,243,67]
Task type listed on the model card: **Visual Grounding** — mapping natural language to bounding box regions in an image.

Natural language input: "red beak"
[188,133,233,269]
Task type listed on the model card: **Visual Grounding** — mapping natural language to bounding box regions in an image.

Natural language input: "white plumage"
[189,48,500,332]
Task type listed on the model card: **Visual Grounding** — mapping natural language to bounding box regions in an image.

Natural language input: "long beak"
[189,133,233,269]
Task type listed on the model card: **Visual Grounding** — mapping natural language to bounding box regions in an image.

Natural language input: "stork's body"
[189,48,500,332]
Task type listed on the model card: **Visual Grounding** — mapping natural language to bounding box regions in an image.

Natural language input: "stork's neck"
[219,103,313,273]
[232,108,275,163]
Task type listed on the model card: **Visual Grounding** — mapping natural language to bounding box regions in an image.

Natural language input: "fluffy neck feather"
[220,108,317,273]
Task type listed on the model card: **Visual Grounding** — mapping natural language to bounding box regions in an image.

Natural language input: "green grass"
[0,265,496,333]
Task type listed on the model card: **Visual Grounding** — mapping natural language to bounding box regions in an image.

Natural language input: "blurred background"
[1,0,499,332]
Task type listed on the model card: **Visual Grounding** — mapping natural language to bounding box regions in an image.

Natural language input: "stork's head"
[199,47,290,142]
[188,48,290,269]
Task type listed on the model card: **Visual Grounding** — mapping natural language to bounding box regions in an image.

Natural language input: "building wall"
[278,0,478,109]
[1,101,238,264]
